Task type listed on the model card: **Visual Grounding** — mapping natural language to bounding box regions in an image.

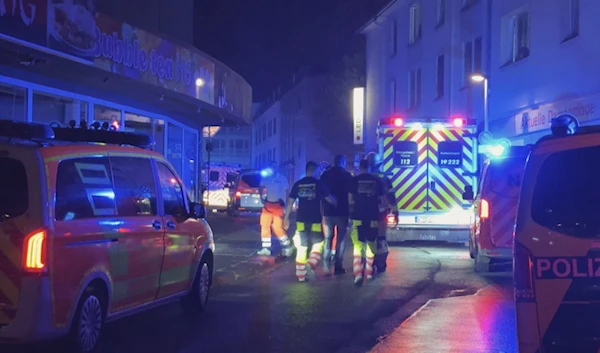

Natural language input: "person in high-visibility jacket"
[348,159,387,285]
[375,171,397,273]
[258,161,294,257]
[284,161,337,282]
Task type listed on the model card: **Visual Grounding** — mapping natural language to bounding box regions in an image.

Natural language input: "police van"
[514,115,600,353]
[465,145,530,272]
[377,116,476,243]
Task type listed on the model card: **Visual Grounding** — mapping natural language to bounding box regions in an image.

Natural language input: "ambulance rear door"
[380,121,429,212]
[426,120,477,212]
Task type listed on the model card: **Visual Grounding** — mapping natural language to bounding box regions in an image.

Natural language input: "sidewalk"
[370,285,518,353]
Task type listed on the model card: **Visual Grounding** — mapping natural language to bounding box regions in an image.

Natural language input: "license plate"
[415,216,432,223]
[420,234,437,241]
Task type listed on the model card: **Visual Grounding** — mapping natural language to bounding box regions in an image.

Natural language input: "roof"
[358,0,398,34]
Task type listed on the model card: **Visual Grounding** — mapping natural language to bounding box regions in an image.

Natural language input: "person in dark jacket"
[320,154,353,275]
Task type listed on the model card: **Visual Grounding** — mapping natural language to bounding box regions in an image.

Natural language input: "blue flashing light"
[551,113,579,136]
[260,168,273,178]
[489,145,505,158]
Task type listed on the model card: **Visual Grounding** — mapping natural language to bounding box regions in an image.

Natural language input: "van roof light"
[551,113,579,136]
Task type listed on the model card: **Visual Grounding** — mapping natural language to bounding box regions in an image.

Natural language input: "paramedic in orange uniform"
[258,161,294,256]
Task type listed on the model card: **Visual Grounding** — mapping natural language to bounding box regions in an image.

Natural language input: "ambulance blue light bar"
[260,168,273,177]
[551,114,579,136]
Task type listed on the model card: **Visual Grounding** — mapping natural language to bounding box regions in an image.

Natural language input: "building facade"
[362,0,594,150]
[201,126,252,168]
[252,76,334,183]
[0,0,251,202]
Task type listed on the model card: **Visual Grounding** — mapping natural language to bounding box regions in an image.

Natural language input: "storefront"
[494,92,599,146]
[0,0,252,202]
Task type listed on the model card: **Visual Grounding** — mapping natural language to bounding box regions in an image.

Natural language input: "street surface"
[4,213,516,353]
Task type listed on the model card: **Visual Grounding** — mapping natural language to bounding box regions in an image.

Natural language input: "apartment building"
[252,76,333,183]
[362,0,596,149]
[202,126,253,168]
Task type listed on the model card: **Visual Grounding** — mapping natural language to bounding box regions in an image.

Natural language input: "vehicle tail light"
[235,191,241,198]
[480,199,490,219]
[514,241,535,301]
[386,214,396,225]
[23,229,47,273]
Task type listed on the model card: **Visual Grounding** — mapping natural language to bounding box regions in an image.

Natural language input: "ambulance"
[514,115,600,352]
[201,162,240,212]
[378,116,477,243]
[465,145,530,272]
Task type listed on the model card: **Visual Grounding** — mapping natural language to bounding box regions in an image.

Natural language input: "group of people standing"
[258,155,398,285]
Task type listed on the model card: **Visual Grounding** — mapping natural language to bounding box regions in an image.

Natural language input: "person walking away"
[284,161,337,282]
[320,154,353,275]
[375,170,397,273]
[258,161,294,257]
[349,159,386,285]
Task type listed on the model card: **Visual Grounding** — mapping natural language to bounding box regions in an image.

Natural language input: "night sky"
[194,0,391,100]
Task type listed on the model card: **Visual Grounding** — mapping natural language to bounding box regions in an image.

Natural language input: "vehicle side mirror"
[191,202,206,219]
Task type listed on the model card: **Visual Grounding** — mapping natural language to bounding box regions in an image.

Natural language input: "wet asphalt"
[4,213,514,353]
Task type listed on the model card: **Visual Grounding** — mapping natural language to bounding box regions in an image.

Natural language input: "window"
[157,163,187,217]
[0,157,28,220]
[167,122,183,176]
[209,171,219,182]
[390,79,397,112]
[531,146,600,238]
[272,147,276,160]
[262,124,267,141]
[436,0,445,26]
[436,54,445,98]
[0,84,26,121]
[268,120,273,136]
[94,104,120,127]
[155,119,165,154]
[503,10,530,64]
[273,119,277,134]
[110,157,157,216]
[391,20,398,55]
[409,3,422,44]
[124,113,152,138]
[267,149,272,162]
[235,139,244,149]
[463,37,482,85]
[229,140,235,149]
[32,92,74,126]
[244,140,250,149]
[241,173,262,188]
[564,0,579,41]
[408,68,421,108]
[55,157,116,221]
[226,173,238,183]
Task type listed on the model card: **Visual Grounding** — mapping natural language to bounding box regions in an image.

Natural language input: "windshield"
[488,156,527,198]
[240,173,261,188]
[0,157,28,221]
[226,172,238,183]
[531,145,600,238]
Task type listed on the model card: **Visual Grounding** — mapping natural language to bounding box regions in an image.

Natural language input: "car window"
[0,157,28,221]
[209,171,219,182]
[110,157,157,216]
[241,173,261,188]
[531,145,600,238]
[157,162,188,217]
[55,157,117,221]
[226,172,238,183]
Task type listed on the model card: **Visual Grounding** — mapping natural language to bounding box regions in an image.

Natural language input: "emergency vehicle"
[514,115,600,353]
[465,145,530,272]
[377,117,476,243]
[201,162,240,212]
[0,120,215,352]
[227,169,263,216]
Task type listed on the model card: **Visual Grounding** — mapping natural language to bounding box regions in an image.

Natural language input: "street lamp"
[470,73,489,132]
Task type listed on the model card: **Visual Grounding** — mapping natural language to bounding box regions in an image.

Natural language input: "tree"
[310,51,366,157]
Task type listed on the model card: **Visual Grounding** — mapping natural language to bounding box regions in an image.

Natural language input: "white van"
[514,115,600,353]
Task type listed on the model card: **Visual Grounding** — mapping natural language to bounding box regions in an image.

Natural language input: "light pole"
[471,74,489,132]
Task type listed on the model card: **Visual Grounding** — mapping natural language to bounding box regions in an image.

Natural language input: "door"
[155,161,200,298]
[380,126,428,212]
[426,126,477,211]
[108,156,164,309]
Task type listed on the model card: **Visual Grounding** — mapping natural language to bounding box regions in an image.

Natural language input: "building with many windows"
[201,126,252,168]
[361,0,592,150]
[252,75,333,183]
[0,0,251,202]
